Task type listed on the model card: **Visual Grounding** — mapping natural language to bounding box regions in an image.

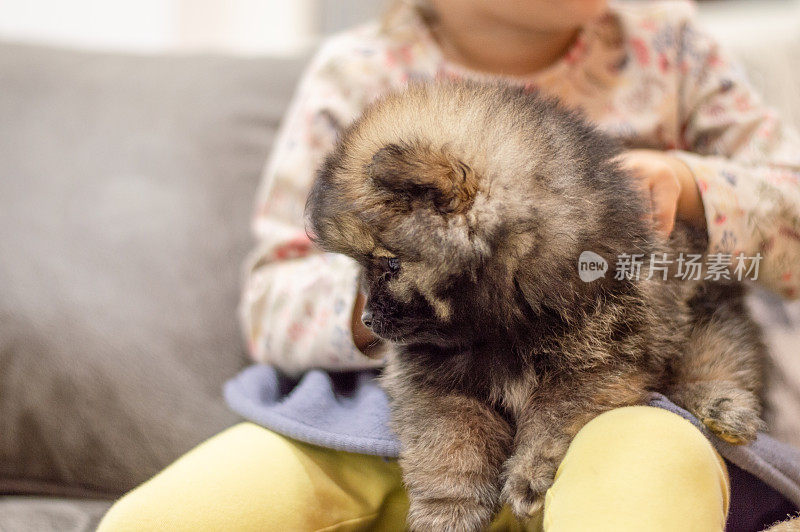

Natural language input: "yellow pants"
[98,406,729,531]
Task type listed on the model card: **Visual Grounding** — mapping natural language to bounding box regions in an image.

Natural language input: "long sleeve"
[670,20,800,298]
[239,36,395,375]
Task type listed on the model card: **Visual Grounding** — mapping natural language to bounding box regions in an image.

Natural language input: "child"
[100,1,800,530]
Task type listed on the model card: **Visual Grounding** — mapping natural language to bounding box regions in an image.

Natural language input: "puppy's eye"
[380,256,401,273]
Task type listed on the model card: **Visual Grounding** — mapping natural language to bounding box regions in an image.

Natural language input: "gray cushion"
[0,42,305,495]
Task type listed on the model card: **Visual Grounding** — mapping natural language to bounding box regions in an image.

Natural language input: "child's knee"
[98,423,403,531]
[544,406,729,532]
[568,406,727,477]
[97,423,308,531]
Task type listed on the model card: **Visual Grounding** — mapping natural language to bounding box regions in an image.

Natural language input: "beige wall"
[0,0,318,55]
[0,0,797,56]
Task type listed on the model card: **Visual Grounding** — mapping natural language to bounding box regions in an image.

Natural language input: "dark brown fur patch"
[368,142,478,214]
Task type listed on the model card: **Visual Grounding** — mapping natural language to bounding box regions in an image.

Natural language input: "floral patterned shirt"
[239,1,800,375]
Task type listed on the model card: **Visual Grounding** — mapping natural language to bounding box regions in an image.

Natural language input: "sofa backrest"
[0,41,306,495]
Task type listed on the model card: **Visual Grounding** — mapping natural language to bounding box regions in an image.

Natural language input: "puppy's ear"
[367,143,477,214]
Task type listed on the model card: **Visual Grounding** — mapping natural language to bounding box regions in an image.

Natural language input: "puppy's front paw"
[699,394,764,445]
[500,455,555,520]
[407,497,493,532]
[501,471,549,519]
[680,383,765,445]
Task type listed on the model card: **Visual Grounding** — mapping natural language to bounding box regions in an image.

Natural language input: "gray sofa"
[0,41,306,530]
[1,27,799,531]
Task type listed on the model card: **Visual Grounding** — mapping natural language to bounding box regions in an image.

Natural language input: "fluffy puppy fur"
[306,81,765,531]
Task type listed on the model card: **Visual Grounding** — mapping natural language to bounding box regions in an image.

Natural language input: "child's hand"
[352,291,382,357]
[615,149,706,236]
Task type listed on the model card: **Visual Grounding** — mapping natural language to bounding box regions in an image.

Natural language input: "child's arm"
[239,39,389,376]
[671,19,800,298]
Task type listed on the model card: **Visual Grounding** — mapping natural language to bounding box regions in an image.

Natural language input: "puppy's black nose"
[361,310,373,328]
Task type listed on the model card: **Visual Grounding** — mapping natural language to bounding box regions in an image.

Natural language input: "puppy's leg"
[502,373,650,520]
[388,387,513,532]
[500,409,570,520]
[670,283,765,444]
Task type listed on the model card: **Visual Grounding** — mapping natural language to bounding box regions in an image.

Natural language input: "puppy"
[306,81,765,531]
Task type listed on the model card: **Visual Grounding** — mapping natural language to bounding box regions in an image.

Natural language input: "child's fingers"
[615,150,682,236]
[649,174,680,236]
